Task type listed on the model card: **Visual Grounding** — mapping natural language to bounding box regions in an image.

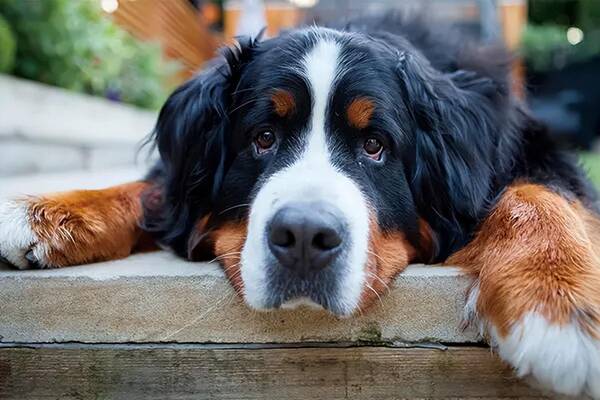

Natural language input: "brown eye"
[363,137,383,160]
[255,131,276,153]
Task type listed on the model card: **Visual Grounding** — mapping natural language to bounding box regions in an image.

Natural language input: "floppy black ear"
[142,37,258,256]
[397,51,509,259]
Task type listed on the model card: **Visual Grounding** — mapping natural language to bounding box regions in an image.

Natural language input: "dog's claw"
[25,250,42,269]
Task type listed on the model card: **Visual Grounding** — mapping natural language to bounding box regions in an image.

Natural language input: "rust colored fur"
[28,182,150,267]
[448,183,600,338]
[271,89,296,117]
[211,221,248,296]
[359,220,417,309]
[346,97,375,129]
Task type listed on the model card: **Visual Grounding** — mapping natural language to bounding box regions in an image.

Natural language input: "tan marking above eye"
[271,89,296,117]
[347,97,375,129]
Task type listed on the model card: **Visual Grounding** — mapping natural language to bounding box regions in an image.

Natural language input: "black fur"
[142,36,260,256]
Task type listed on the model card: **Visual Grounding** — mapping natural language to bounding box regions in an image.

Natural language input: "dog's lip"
[279,296,324,310]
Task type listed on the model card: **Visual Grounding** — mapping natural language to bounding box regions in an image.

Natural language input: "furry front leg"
[449,183,600,398]
[0,182,150,269]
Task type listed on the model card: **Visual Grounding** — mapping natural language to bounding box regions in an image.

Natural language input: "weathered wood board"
[0,344,547,399]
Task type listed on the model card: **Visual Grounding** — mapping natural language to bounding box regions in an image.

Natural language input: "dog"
[1,13,599,398]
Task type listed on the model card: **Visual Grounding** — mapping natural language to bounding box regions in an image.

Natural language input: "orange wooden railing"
[111,0,220,78]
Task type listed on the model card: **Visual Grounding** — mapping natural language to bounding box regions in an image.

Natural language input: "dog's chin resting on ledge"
[1,12,599,399]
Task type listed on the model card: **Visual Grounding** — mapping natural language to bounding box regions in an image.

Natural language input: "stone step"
[0,75,156,146]
[0,75,157,176]
[0,252,477,344]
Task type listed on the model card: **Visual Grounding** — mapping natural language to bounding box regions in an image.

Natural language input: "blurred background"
[0,0,599,193]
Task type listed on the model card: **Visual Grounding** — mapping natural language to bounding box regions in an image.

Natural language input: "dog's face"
[219,31,425,315]
[149,28,499,316]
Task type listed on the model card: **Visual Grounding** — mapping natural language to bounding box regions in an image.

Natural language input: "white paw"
[495,313,600,399]
[0,199,48,269]
[466,284,600,399]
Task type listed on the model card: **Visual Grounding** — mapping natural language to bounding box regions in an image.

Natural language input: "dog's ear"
[396,51,508,258]
[143,37,258,256]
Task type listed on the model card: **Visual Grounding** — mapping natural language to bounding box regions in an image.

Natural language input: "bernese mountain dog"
[1,13,599,398]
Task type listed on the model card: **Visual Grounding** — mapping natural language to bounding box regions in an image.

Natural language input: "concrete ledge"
[0,75,156,146]
[0,252,478,344]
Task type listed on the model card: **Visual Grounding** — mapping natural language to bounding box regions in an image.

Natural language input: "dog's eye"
[363,137,383,160]
[254,131,276,154]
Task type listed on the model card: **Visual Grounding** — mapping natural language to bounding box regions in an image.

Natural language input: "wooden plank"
[0,344,547,399]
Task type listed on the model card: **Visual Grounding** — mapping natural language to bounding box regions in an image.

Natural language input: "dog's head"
[145,27,503,316]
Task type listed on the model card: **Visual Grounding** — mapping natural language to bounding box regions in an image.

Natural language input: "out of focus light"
[101,0,119,14]
[289,0,319,8]
[567,27,584,45]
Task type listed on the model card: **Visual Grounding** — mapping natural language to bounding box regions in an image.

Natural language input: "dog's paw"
[494,312,600,399]
[0,198,49,269]
[466,284,600,399]
[1,183,146,270]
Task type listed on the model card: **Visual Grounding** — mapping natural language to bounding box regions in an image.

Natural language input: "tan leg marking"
[448,183,600,336]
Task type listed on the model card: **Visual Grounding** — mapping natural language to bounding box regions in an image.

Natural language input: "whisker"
[215,251,242,257]
[224,267,243,280]
[209,252,242,264]
[367,249,386,264]
[231,87,255,96]
[365,282,385,308]
[218,203,251,216]
[229,97,261,114]
[366,250,392,292]
[228,268,242,278]
[367,270,390,293]
[223,262,242,273]
[216,257,241,268]
[355,304,364,318]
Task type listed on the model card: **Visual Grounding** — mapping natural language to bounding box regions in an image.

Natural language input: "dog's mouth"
[210,193,422,316]
[249,260,360,316]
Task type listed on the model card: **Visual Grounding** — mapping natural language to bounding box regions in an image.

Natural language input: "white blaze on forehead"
[302,38,341,159]
[240,36,370,314]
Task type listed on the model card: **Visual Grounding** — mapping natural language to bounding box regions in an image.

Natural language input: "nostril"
[272,229,295,248]
[284,230,295,247]
[312,230,342,251]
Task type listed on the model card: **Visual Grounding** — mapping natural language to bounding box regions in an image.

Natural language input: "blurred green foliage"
[580,153,600,189]
[0,0,179,109]
[521,24,600,72]
[529,0,600,31]
[0,13,15,73]
[529,0,579,26]
[523,0,600,73]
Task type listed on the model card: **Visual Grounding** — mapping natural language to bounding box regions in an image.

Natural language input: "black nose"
[268,203,345,276]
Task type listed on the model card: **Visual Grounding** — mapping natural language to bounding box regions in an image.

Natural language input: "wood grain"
[0,344,547,399]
